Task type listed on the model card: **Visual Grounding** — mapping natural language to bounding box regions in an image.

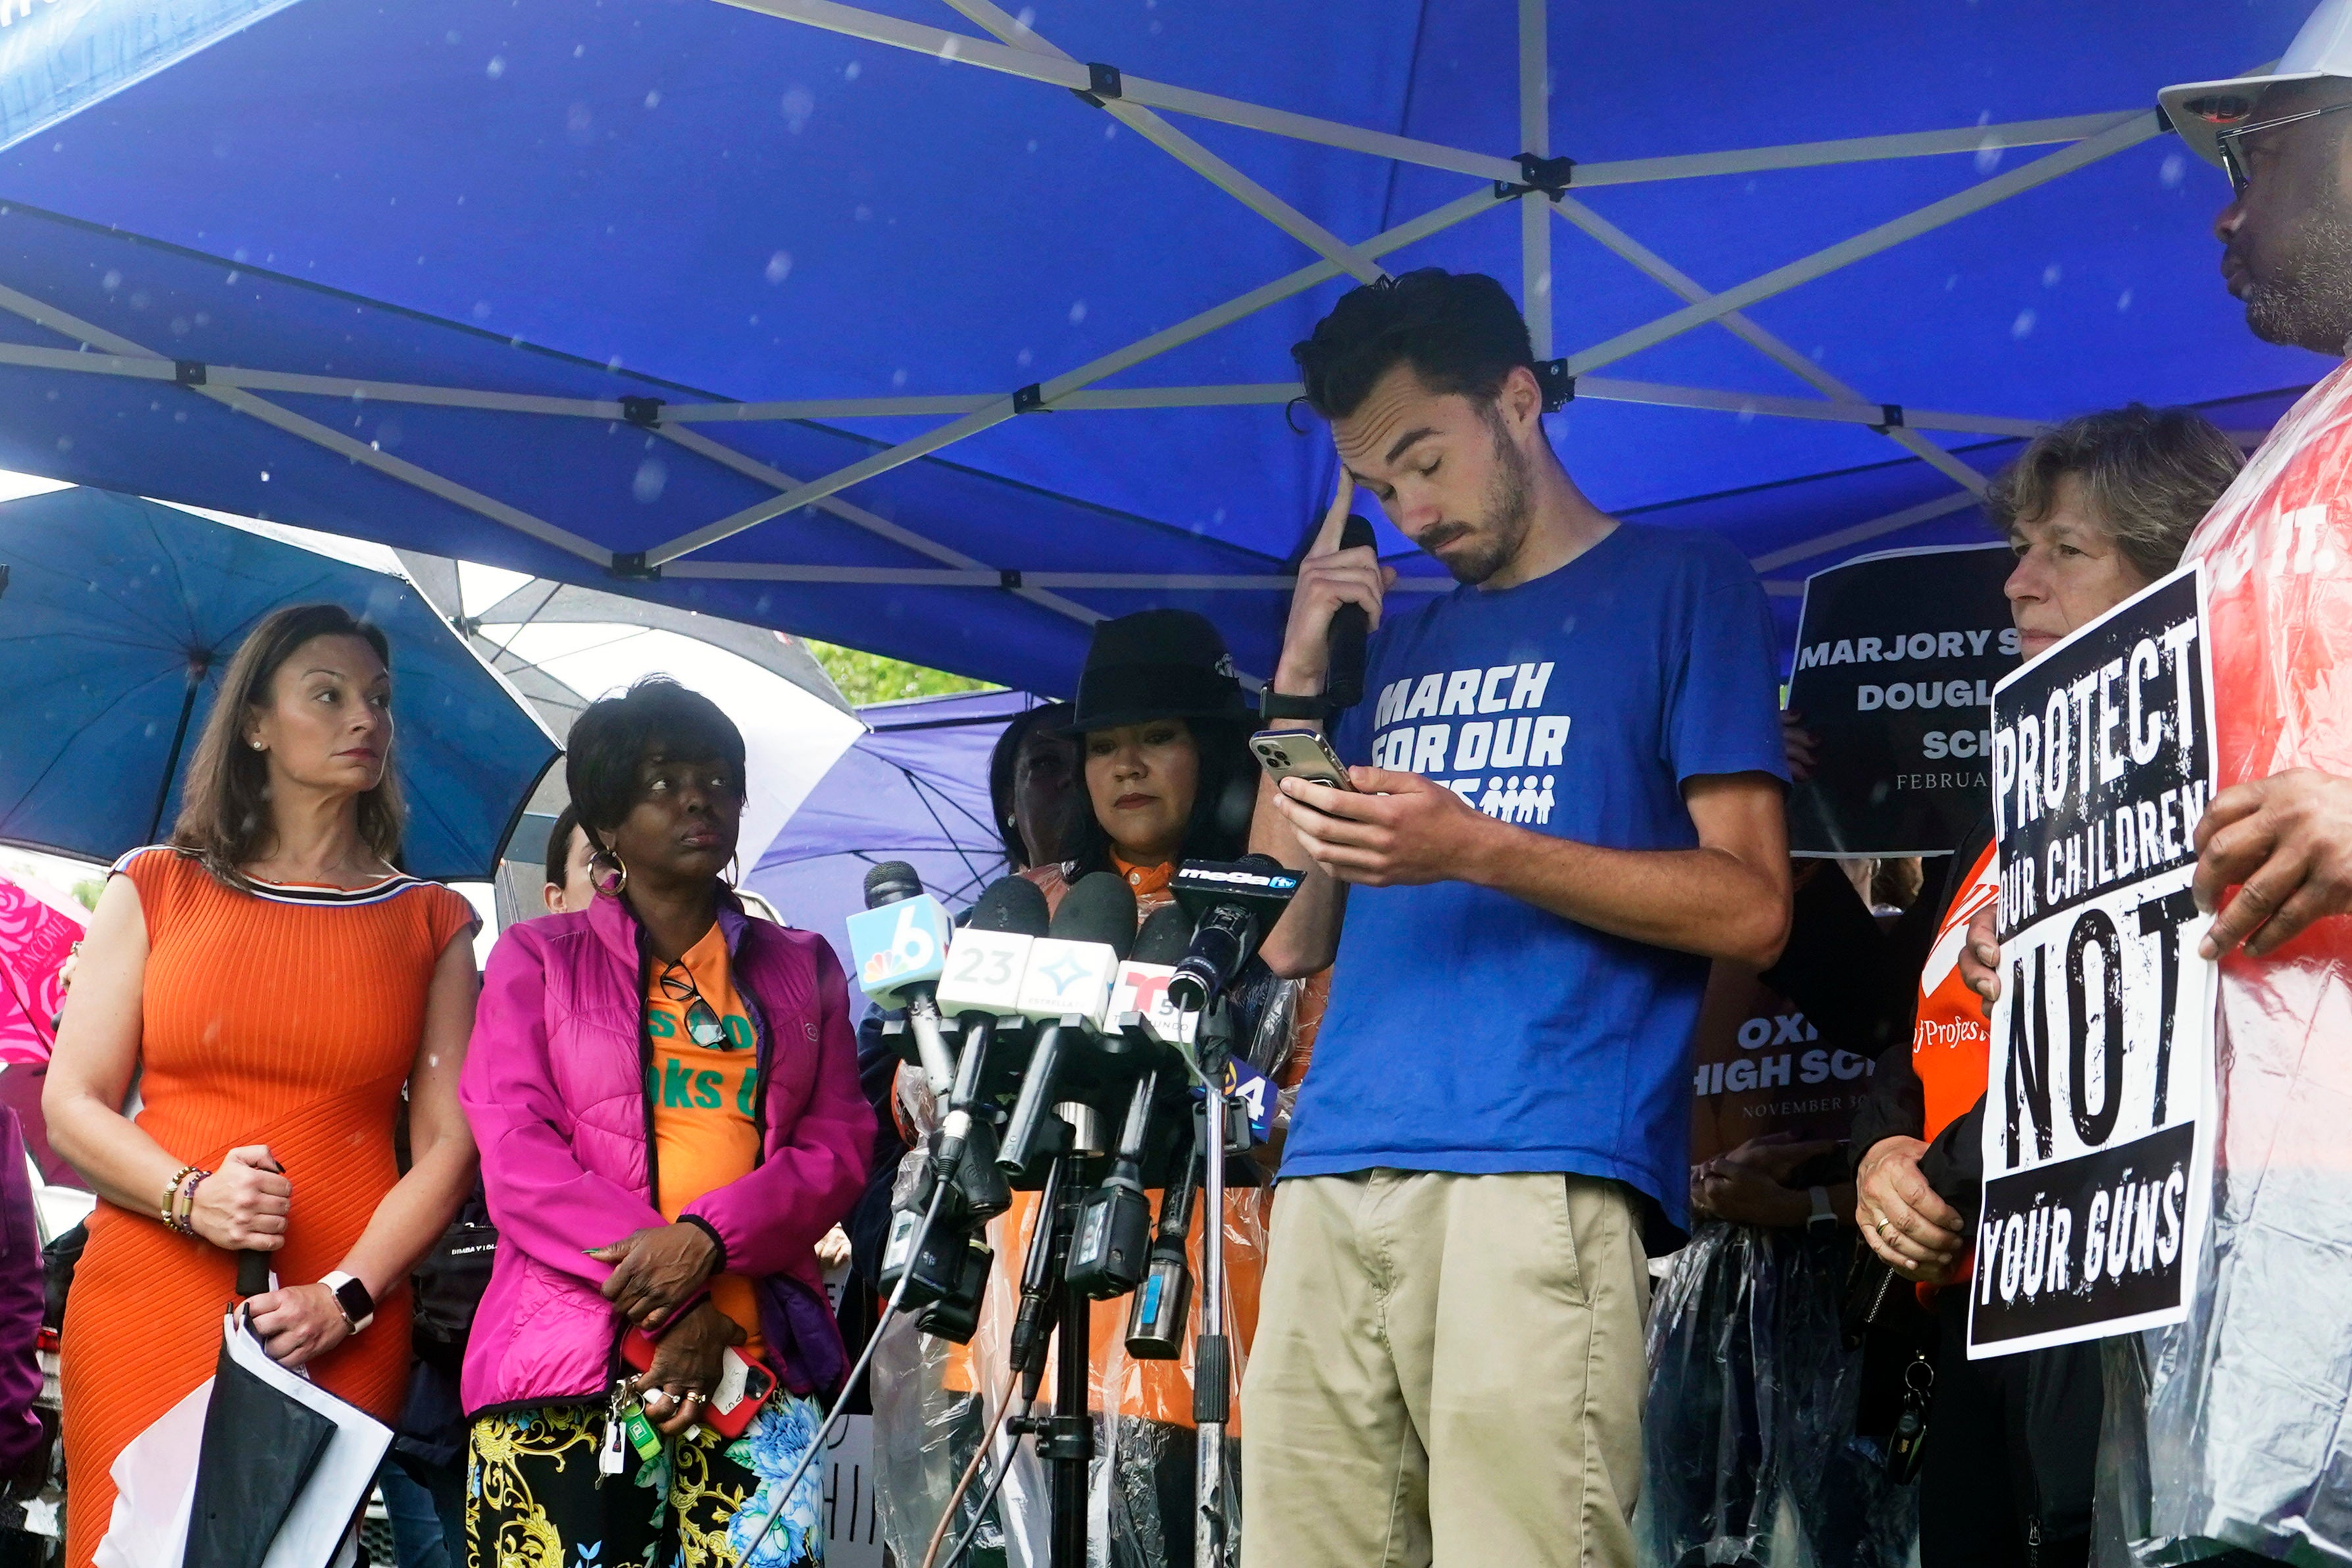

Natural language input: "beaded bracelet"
[170,1169,210,1237]
[161,1165,197,1228]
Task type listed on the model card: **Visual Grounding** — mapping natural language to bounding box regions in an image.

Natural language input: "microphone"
[1124,1117,1197,1359]
[1322,514,1378,713]
[844,862,958,1097]
[1105,903,1192,1043]
[996,873,1138,1175]
[932,876,1053,1221]
[1167,856,1302,1015]
[937,876,1049,1021]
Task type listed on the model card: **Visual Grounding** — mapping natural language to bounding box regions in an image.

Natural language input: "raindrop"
[1974,139,2002,175]
[633,459,667,503]
[607,355,625,372]
[1027,139,1038,153]
[101,270,121,291]
[765,250,793,285]
[1149,18,1161,33]
[129,291,151,310]
[2011,309,2037,340]
[1104,122,1117,140]
[1069,300,1087,324]
[573,43,584,57]
[1945,273,1959,291]
[55,437,70,452]
[1015,5,1035,26]
[1016,347,1033,367]
[260,470,270,482]
[446,29,461,43]
[472,301,493,320]
[567,104,593,138]
[2041,263,2062,288]
[644,89,661,110]
[891,368,908,387]
[845,60,861,80]
[781,86,815,133]
[2116,289,2134,312]
[170,317,190,336]
[2160,153,2186,188]
[487,55,507,78]
[194,312,209,326]
[854,205,873,222]
[1212,507,1227,524]
[233,248,248,263]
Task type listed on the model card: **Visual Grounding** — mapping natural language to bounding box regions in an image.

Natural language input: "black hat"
[1064,609,1250,734]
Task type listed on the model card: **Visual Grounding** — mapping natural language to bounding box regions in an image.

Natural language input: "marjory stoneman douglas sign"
[1970,564,2220,1359]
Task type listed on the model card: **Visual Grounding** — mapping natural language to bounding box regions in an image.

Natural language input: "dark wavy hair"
[1293,268,1537,420]
[170,603,404,887]
[1056,716,1255,876]
[565,677,746,854]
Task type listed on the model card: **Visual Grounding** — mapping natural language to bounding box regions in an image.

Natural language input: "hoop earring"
[590,849,628,898]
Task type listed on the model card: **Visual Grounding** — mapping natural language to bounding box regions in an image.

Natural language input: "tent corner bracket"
[174,359,207,387]
[1012,382,1049,414]
[1496,152,1575,202]
[610,551,662,582]
[621,395,663,428]
[1871,403,1906,432]
[1537,361,1575,412]
[1074,62,1123,108]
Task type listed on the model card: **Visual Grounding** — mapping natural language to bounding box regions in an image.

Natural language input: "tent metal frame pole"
[658,561,1457,591]
[640,185,1503,567]
[652,420,1107,626]
[0,338,2053,434]
[941,0,1387,284]
[1564,110,2162,376]
[1552,196,1987,495]
[703,0,2149,192]
[0,284,611,566]
[1518,0,1551,361]
[1749,490,1985,574]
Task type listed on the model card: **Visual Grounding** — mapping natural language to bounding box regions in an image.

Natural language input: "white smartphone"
[1251,728,1358,792]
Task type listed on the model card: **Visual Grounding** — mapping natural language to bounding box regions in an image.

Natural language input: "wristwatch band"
[1257,688,1331,724]
[320,1270,376,1334]
[1806,1186,1837,1234]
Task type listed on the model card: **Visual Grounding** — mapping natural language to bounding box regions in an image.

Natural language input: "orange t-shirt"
[646,922,765,1359]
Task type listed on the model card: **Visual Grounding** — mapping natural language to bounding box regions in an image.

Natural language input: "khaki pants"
[1239,1171,1650,1568]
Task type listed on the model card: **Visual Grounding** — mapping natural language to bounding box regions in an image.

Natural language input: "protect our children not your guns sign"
[1785,543,2020,857]
[1969,564,2219,1358]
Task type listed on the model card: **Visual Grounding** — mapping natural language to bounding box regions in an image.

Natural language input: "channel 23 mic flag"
[1970,565,2218,1358]
[1786,544,2018,855]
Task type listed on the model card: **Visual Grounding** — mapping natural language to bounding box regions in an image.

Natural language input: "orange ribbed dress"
[61,847,474,1568]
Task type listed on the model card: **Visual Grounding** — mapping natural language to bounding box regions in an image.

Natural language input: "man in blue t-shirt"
[1240,270,1791,1568]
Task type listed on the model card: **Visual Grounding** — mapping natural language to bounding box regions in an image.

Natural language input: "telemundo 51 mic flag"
[1785,544,2018,857]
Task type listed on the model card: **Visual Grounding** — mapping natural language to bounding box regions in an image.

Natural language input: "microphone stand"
[1185,1000,1240,1568]
[1000,1113,1098,1568]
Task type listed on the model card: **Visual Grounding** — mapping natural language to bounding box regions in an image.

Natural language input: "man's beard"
[2244,190,2352,354]
[1429,413,1536,585]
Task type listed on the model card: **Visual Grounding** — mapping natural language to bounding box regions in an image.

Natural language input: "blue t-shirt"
[1283,521,1787,1228]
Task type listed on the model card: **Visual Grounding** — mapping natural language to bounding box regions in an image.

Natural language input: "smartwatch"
[320,1270,376,1335]
[1806,1186,1839,1236]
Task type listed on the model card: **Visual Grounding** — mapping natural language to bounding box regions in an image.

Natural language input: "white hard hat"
[2161,0,2352,167]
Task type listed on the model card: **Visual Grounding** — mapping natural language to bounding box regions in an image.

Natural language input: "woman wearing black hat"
[1044,607,1258,899]
[908,612,1292,1568]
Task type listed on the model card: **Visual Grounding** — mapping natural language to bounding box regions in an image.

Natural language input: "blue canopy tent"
[0,0,2324,692]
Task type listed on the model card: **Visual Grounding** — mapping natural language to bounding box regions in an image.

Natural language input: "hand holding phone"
[1252,730,1358,794]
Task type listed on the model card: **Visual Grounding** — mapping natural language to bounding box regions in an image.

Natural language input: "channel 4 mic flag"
[1785,544,2018,857]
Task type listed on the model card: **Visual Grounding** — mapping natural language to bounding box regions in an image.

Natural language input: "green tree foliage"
[803,641,997,709]
[72,879,103,912]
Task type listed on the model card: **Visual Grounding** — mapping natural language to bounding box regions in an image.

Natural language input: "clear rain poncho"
[2094,361,2352,1564]
[1640,1223,1916,1568]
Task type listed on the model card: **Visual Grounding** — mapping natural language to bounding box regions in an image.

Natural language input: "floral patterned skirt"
[467,1393,826,1568]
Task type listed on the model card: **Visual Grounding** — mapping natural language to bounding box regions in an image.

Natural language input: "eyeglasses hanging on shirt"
[657,961,733,1050]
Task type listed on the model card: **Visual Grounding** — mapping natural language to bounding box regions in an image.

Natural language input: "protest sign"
[1786,544,2017,856]
[1688,966,1876,1166]
[1968,565,2217,1358]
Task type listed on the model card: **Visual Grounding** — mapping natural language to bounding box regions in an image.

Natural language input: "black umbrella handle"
[236,1250,271,1297]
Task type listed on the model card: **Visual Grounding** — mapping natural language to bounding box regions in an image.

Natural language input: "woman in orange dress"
[44,603,481,1566]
